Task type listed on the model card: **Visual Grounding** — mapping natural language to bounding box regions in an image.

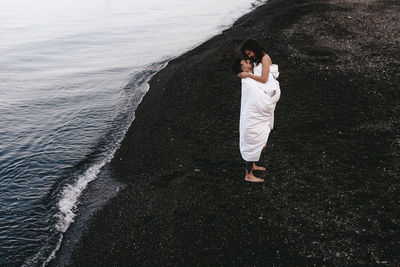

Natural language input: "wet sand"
[70,0,400,265]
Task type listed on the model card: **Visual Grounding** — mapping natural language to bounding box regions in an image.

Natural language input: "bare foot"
[245,172,264,183]
[252,163,266,171]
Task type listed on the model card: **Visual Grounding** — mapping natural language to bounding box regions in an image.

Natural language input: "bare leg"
[254,145,267,171]
[252,162,266,171]
[245,170,264,182]
[244,162,264,182]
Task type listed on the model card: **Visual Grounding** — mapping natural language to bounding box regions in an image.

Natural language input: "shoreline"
[69,0,399,264]
[48,2,268,265]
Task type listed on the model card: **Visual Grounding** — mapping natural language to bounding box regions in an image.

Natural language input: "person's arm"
[237,55,271,83]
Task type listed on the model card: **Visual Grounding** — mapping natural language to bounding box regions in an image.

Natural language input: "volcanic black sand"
[68,0,399,265]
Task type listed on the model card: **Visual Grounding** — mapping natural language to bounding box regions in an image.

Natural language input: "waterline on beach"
[23,61,168,265]
[0,0,268,264]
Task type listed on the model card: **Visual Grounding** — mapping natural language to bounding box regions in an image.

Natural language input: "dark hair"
[239,39,266,65]
[232,58,242,75]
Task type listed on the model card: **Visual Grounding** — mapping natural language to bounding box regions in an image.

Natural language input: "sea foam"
[24,62,168,266]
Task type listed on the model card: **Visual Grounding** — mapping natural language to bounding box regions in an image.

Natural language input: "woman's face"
[244,49,255,60]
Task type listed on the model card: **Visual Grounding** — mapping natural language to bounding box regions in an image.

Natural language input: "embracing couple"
[233,39,281,183]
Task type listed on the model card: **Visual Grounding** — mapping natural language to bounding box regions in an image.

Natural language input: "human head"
[232,58,252,75]
[240,59,253,72]
[239,39,266,64]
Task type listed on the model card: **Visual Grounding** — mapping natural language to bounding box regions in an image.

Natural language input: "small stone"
[194,169,200,172]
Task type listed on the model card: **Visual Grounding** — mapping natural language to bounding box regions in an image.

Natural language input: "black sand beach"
[67,0,399,265]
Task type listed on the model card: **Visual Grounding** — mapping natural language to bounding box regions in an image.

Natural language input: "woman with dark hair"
[238,38,271,83]
[237,38,280,182]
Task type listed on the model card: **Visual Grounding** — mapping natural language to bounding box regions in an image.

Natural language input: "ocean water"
[0,0,265,265]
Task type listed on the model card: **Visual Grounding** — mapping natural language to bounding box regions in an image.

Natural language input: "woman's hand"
[237,72,251,79]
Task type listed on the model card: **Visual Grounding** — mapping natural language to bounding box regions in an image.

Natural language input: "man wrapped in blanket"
[232,58,280,182]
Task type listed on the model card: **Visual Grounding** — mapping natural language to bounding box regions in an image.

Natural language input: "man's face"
[240,59,252,72]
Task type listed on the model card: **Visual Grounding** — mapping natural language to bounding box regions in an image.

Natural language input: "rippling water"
[0,0,265,265]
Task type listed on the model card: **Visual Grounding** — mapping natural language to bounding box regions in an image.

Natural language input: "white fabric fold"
[239,64,280,162]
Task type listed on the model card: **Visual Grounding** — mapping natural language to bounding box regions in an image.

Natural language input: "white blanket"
[239,64,280,162]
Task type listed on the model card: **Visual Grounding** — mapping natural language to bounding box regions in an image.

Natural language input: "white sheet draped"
[239,64,280,162]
